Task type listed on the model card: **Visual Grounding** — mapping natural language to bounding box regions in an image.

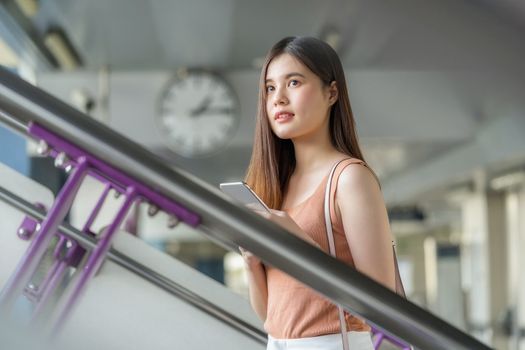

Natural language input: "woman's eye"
[266,85,275,93]
[289,80,300,87]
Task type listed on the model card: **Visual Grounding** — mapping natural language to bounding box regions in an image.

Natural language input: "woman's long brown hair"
[245,36,367,209]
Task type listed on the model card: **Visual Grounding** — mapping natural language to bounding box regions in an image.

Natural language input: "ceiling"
[27,0,525,71]
[2,0,525,206]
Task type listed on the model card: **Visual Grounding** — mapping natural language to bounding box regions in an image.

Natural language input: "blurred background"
[1,0,525,349]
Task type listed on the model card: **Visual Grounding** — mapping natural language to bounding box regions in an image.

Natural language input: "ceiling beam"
[382,112,525,206]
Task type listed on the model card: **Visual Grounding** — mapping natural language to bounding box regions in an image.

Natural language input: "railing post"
[0,158,89,315]
[50,186,137,334]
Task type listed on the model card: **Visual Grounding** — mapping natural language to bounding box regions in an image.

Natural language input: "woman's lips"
[275,112,294,123]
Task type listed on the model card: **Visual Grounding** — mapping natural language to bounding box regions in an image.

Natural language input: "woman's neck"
[292,136,343,175]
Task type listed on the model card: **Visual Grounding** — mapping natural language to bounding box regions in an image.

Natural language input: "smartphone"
[219,181,270,213]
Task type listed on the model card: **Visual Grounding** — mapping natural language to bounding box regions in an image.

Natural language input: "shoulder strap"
[324,158,350,350]
[324,160,342,257]
[324,158,363,255]
[325,158,410,350]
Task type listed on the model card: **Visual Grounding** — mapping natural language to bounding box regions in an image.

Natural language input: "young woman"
[242,36,396,349]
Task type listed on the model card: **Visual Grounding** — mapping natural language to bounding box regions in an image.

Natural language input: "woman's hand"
[238,246,262,268]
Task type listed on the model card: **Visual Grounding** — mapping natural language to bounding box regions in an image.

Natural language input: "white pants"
[267,331,374,350]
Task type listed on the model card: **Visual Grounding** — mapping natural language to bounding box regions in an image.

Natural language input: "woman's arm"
[336,164,396,291]
[243,208,322,321]
[240,249,268,321]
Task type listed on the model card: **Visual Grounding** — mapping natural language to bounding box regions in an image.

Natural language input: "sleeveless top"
[264,158,372,339]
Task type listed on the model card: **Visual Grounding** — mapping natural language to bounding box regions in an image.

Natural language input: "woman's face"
[265,53,336,141]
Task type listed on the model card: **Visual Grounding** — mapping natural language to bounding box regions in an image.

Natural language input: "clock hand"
[198,107,234,115]
[190,96,212,117]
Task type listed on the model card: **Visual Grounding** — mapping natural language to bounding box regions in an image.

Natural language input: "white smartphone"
[219,181,271,213]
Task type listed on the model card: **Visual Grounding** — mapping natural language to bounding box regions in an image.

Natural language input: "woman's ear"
[328,81,338,106]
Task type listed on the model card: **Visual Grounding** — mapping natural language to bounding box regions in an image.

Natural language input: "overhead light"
[320,25,341,51]
[490,170,525,191]
[15,0,39,18]
[324,31,341,51]
[251,56,265,69]
[0,37,19,67]
[43,27,82,70]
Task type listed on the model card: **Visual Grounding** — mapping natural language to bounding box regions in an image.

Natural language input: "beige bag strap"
[392,241,406,297]
[324,158,411,350]
[324,159,351,350]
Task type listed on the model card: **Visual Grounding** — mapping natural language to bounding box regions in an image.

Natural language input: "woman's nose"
[273,87,288,106]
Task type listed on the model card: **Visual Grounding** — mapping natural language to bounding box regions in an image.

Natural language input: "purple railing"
[0,122,201,334]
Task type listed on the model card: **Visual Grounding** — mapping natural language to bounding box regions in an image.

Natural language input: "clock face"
[157,70,240,158]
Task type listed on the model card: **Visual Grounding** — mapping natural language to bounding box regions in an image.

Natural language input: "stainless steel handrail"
[0,185,267,345]
[0,67,493,350]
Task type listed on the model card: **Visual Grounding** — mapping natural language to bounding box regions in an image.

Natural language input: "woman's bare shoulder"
[337,161,379,194]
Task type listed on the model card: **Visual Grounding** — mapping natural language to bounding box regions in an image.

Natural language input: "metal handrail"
[0,66,493,350]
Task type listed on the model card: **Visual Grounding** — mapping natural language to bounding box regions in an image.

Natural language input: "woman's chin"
[271,126,297,140]
[273,131,295,140]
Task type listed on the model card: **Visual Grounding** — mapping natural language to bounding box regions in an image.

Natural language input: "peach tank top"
[264,158,372,339]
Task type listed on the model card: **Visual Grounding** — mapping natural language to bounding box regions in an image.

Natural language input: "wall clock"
[157,69,240,158]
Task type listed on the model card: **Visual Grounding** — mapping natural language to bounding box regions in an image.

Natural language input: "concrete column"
[460,174,492,344]
[459,174,514,348]
[459,171,498,345]
[518,188,525,350]
[506,187,525,350]
[487,191,509,350]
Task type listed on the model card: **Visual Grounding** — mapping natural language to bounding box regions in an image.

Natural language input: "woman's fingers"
[239,246,262,267]
[268,209,285,216]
